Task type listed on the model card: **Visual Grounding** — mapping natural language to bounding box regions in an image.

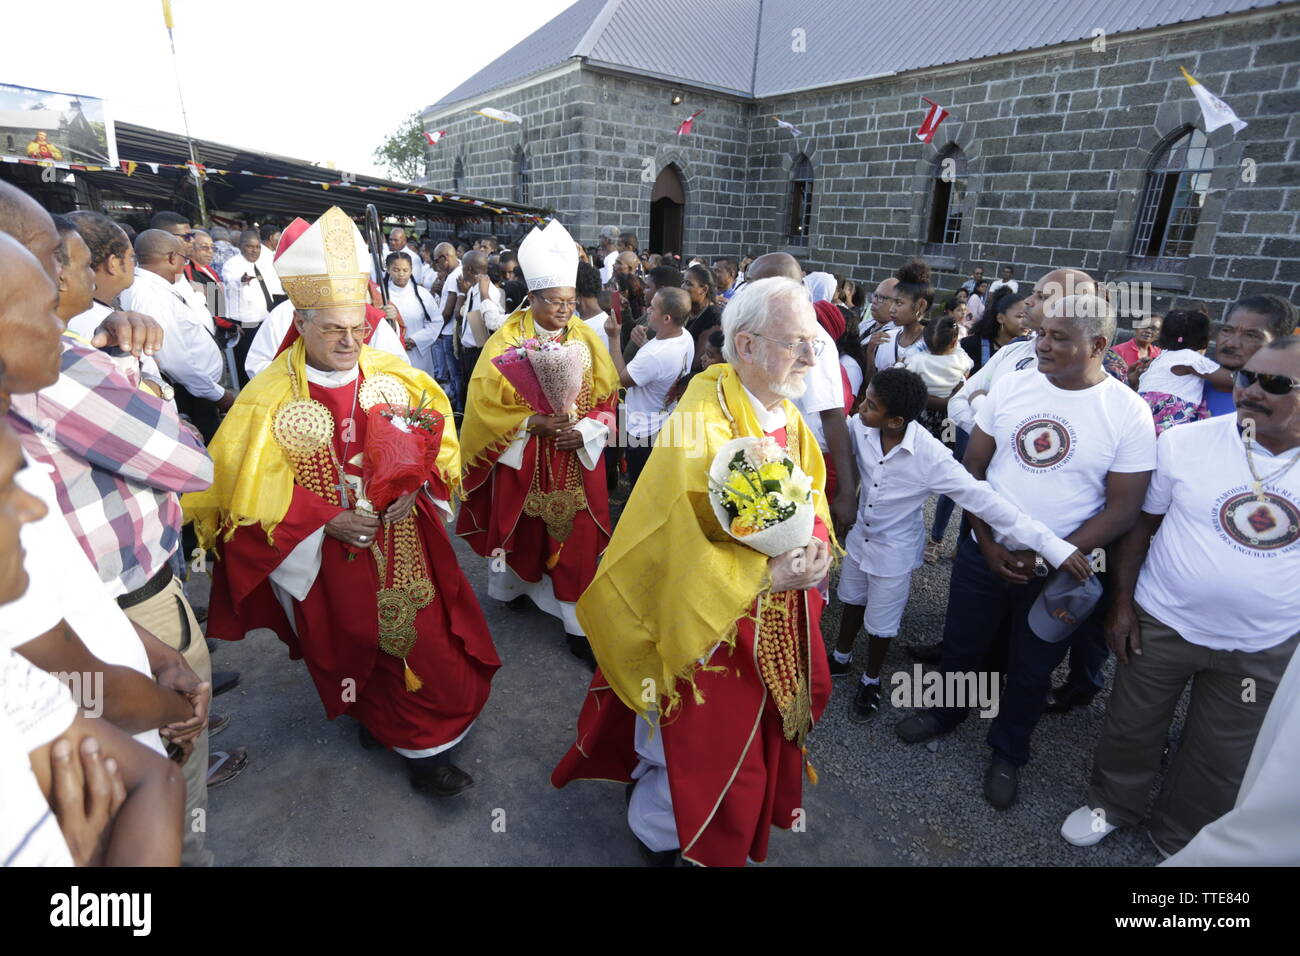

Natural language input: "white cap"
[518,219,579,292]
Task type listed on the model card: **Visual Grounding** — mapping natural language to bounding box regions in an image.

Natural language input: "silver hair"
[1048,293,1116,345]
[721,276,812,365]
[209,226,231,242]
[598,225,620,242]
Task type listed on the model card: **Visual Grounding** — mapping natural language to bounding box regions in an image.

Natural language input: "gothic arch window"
[1130,126,1214,266]
[453,156,464,194]
[785,154,814,247]
[514,147,530,205]
[924,144,966,253]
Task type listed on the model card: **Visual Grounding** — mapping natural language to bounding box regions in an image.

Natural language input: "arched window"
[1131,127,1214,264]
[924,144,966,253]
[785,155,814,247]
[453,157,464,194]
[514,147,530,205]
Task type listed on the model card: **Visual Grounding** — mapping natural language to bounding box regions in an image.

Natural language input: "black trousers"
[231,323,261,388]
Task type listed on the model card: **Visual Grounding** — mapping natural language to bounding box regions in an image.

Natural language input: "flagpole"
[161,0,208,224]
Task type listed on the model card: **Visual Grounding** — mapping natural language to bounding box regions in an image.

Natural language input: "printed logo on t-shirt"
[1214,488,1300,554]
[1012,416,1074,471]
[1014,355,1036,371]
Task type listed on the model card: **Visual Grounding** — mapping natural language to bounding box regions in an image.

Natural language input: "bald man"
[378,227,424,286]
[0,182,161,361]
[860,276,900,341]
[122,229,231,440]
[947,268,1098,435]
[737,252,857,536]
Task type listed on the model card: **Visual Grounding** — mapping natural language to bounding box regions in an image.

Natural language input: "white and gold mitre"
[273,206,370,309]
[517,218,579,292]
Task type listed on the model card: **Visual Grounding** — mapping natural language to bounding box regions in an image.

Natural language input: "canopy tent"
[0,120,548,228]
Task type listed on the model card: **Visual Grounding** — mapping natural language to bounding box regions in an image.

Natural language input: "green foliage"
[373,112,426,182]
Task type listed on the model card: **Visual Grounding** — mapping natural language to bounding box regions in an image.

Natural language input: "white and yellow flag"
[1180,67,1247,134]
[475,107,523,124]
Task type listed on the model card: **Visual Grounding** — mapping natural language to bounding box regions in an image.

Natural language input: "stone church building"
[421,0,1300,316]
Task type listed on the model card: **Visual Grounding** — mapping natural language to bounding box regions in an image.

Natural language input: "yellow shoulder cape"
[458,306,619,475]
[182,339,459,550]
[576,362,834,718]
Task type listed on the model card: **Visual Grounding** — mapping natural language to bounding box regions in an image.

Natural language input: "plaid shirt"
[8,333,214,596]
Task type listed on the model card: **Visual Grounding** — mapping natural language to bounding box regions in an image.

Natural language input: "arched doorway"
[649,164,684,255]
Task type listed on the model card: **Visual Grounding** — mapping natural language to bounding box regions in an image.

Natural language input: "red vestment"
[456,395,616,605]
[205,371,500,751]
[551,425,831,866]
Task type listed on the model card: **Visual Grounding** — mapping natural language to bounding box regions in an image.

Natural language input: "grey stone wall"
[423,9,1300,320]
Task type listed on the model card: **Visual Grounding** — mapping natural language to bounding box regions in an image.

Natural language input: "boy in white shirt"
[604,287,695,487]
[1137,309,1234,434]
[833,368,1089,720]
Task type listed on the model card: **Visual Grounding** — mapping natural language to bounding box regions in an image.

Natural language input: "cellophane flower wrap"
[489,338,586,418]
[707,435,816,557]
[362,398,446,512]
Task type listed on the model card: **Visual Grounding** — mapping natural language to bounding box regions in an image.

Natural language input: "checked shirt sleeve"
[18,344,213,493]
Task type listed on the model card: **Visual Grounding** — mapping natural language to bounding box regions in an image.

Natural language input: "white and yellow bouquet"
[707,436,816,557]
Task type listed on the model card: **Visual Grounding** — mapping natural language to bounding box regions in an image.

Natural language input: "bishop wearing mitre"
[184,207,500,798]
[457,219,619,666]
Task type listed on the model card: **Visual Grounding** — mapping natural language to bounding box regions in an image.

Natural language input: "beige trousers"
[122,576,214,867]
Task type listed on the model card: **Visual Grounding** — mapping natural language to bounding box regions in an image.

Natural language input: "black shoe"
[828,654,852,677]
[212,670,240,697]
[410,763,474,798]
[567,634,597,671]
[1045,684,1097,714]
[205,637,219,655]
[636,839,680,867]
[905,642,942,664]
[895,711,949,744]
[357,724,381,751]
[848,681,882,723]
[984,755,1019,809]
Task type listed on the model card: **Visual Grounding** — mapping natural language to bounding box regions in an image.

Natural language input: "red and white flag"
[916,98,949,144]
[424,130,447,146]
[676,109,704,136]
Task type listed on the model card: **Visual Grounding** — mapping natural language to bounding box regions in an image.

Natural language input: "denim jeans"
[931,535,1109,766]
[433,336,462,412]
[930,427,969,542]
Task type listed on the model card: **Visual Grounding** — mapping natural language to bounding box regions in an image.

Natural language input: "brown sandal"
[207,747,248,789]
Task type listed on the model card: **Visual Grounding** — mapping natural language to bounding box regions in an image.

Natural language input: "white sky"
[4,0,576,177]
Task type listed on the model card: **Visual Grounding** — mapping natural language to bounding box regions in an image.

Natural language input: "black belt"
[116,563,173,610]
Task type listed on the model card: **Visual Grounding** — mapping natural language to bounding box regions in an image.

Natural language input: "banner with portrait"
[0,83,118,167]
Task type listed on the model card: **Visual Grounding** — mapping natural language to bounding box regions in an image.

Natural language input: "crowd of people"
[0,184,1296,868]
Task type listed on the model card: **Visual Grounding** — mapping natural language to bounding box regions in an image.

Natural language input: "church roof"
[425,0,1293,113]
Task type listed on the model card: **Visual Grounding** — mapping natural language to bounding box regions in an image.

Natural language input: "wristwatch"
[147,379,175,403]
[1033,555,1049,578]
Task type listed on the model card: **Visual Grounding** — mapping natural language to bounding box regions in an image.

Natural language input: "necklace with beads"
[1244,437,1300,502]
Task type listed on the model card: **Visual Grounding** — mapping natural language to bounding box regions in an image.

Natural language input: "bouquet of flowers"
[362,393,446,512]
[491,337,586,419]
[707,436,816,557]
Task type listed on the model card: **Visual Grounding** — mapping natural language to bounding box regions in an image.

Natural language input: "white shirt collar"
[741,383,787,433]
[303,363,360,388]
[866,419,920,458]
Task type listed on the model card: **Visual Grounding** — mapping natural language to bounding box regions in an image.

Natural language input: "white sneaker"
[1061,804,1118,846]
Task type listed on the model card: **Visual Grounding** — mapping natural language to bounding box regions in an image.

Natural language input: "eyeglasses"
[316,324,372,344]
[180,232,196,241]
[752,332,824,359]
[1236,369,1300,396]
[534,295,577,312]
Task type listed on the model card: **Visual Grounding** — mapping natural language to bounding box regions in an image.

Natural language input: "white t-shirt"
[1135,415,1300,652]
[905,349,973,399]
[0,455,165,756]
[0,649,76,866]
[437,265,462,337]
[873,326,928,373]
[793,324,845,451]
[841,354,863,400]
[624,331,694,440]
[583,311,612,357]
[1138,348,1219,404]
[988,279,1019,296]
[975,370,1156,546]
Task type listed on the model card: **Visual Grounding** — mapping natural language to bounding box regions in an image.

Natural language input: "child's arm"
[1171,355,1232,389]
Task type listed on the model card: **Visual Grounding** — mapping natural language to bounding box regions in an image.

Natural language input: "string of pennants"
[0,154,549,224]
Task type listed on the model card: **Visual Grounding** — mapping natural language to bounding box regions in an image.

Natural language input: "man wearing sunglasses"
[1064,336,1300,856]
[1203,294,1299,418]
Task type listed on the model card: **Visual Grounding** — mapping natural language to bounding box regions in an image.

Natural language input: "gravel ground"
[191,482,1175,866]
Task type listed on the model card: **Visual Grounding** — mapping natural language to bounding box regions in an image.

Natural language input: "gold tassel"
[803,746,818,786]
[403,660,423,692]
[546,544,563,570]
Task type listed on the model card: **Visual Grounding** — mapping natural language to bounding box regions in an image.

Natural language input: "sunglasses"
[1236,369,1300,396]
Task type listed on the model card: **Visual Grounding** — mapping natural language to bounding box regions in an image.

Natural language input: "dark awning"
[47,121,548,226]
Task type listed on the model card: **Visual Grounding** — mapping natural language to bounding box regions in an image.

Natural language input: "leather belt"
[116,563,173,610]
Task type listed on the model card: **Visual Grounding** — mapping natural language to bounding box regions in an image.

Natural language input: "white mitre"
[273,206,371,309]
[517,219,579,292]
